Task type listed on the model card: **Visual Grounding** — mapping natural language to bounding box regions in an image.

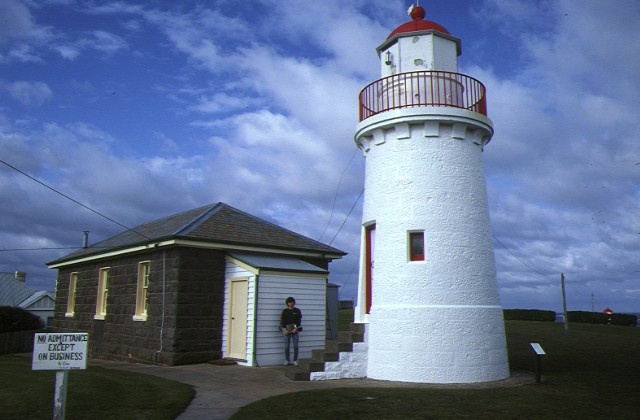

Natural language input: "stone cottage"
[47,203,345,366]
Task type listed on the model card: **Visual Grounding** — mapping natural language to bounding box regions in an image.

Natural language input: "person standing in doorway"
[280,296,302,366]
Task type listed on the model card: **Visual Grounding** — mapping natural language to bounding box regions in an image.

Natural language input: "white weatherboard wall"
[222,259,327,367]
[355,108,509,383]
[254,273,326,366]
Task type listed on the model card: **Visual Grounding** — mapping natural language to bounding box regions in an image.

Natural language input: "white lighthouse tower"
[354,5,509,383]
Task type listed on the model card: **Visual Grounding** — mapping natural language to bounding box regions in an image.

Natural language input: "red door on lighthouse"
[365,224,376,314]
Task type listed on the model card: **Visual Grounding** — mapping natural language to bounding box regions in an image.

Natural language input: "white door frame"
[227,277,249,360]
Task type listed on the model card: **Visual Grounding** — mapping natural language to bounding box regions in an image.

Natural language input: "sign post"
[560,273,569,330]
[530,342,546,384]
[53,371,69,419]
[32,333,89,420]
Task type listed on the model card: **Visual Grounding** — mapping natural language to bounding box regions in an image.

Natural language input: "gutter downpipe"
[156,250,166,359]
[252,273,260,367]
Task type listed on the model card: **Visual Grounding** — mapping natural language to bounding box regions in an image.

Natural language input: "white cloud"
[84,1,145,15]
[141,7,249,73]
[0,0,37,42]
[54,30,127,60]
[54,45,78,59]
[1,0,638,311]
[190,92,250,114]
[91,30,127,54]
[0,44,42,63]
[469,0,640,311]
[3,80,52,106]
[0,0,56,63]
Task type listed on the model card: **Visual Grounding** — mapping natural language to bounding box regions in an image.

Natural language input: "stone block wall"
[173,248,225,365]
[53,246,226,365]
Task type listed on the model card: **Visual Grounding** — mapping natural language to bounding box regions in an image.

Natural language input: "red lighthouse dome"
[386,5,451,39]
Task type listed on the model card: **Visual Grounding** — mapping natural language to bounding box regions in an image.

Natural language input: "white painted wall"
[354,109,509,383]
[311,327,369,381]
[223,259,327,367]
[380,32,459,76]
[254,273,327,366]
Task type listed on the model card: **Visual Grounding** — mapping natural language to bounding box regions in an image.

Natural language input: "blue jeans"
[284,333,299,362]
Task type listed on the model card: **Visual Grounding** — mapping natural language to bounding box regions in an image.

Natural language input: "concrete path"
[90,360,533,420]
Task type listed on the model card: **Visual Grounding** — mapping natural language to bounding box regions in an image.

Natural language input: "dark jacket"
[280,307,302,331]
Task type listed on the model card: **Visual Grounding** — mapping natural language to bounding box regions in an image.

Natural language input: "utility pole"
[591,292,595,312]
[561,273,568,330]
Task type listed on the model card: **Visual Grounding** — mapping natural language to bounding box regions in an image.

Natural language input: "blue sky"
[1,0,639,313]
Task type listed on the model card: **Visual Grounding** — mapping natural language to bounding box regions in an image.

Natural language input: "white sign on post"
[32,333,89,371]
[530,342,546,356]
[32,333,89,419]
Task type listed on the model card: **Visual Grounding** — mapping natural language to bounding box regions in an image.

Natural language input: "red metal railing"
[358,70,487,121]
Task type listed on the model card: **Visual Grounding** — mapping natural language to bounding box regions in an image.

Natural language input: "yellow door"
[228,279,248,360]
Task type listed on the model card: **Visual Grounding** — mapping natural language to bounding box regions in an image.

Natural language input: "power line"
[492,234,549,277]
[492,234,595,304]
[0,159,150,240]
[329,188,364,245]
[0,245,117,252]
[340,255,361,297]
[318,150,358,242]
[0,247,80,252]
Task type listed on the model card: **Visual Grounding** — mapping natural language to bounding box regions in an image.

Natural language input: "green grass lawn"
[0,354,194,419]
[233,319,640,419]
[338,308,354,331]
[2,318,639,419]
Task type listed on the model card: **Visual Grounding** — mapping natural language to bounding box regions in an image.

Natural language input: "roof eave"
[47,238,345,269]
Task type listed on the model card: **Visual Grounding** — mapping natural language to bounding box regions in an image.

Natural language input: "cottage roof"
[229,252,328,274]
[47,202,345,267]
[0,272,34,306]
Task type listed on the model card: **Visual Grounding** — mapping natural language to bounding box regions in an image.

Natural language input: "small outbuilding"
[224,252,333,366]
[0,271,55,327]
[47,203,345,366]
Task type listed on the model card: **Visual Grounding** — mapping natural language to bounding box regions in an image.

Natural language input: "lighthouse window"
[409,231,424,261]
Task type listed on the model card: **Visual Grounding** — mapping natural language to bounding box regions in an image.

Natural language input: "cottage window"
[409,231,425,261]
[65,272,78,317]
[95,267,110,319]
[134,261,150,321]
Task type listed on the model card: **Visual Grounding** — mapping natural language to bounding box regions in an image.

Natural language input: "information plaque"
[530,342,546,355]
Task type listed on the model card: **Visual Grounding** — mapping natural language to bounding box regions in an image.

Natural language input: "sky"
[1,0,639,314]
